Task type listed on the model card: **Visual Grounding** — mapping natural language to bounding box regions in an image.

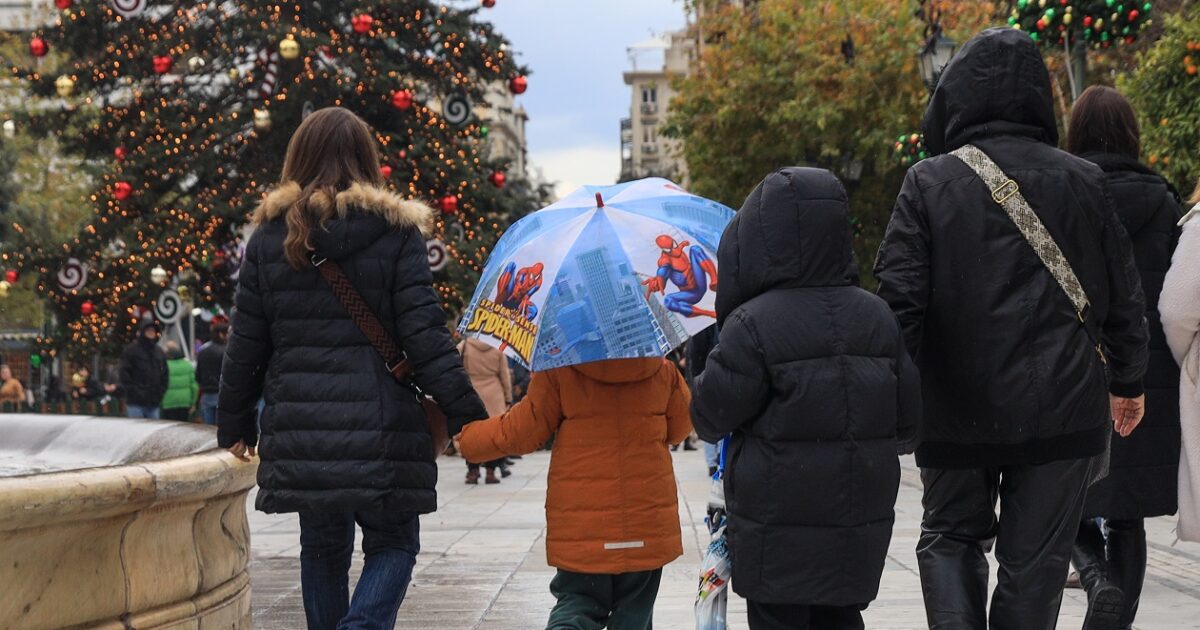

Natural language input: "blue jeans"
[299,511,420,630]
[199,393,219,426]
[126,404,160,419]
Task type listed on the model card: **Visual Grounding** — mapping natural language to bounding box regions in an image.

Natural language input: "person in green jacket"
[161,340,198,422]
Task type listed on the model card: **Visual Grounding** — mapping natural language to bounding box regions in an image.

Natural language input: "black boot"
[1073,519,1124,630]
[1106,519,1146,630]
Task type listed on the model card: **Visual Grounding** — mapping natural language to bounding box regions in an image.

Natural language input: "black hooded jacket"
[119,333,168,408]
[1081,152,1182,519]
[693,168,921,605]
[874,28,1148,469]
[217,182,487,514]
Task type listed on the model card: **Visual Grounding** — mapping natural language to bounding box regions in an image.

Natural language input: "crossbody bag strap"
[949,144,1106,363]
[311,255,416,382]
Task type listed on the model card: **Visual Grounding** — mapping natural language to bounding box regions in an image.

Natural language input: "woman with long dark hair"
[218,107,486,629]
[1067,85,1183,630]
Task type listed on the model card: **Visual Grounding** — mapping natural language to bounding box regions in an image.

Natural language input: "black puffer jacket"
[1081,152,1182,519]
[874,28,1148,469]
[693,168,921,606]
[119,337,168,407]
[217,182,487,514]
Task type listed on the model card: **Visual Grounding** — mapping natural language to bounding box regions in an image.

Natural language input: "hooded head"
[715,167,853,326]
[922,28,1058,156]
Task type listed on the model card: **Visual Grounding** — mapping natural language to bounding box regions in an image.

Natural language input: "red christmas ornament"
[391,89,414,110]
[29,37,48,58]
[81,300,95,316]
[114,146,128,161]
[439,195,459,214]
[398,149,408,160]
[1036,18,1046,31]
[1083,16,1093,27]
[352,13,374,34]
[509,75,528,95]
[489,171,506,188]
[54,0,71,8]
[114,181,133,200]
[152,55,173,74]
[380,165,393,178]
[482,0,496,7]
[4,270,17,283]
[1129,9,1139,21]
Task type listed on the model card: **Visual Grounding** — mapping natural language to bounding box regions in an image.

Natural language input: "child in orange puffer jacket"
[459,357,692,629]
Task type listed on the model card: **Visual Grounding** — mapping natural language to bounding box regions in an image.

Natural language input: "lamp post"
[918,29,957,93]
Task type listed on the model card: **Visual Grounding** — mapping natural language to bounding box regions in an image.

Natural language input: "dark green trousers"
[546,568,663,630]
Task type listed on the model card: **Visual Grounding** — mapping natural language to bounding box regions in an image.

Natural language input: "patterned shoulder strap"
[950,144,1104,361]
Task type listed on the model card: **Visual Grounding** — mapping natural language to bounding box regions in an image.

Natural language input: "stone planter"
[0,415,257,629]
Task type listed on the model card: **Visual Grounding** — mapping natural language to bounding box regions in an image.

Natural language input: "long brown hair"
[1066,85,1140,159]
[279,107,383,268]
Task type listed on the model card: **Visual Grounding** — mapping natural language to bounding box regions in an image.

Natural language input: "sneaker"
[1083,584,1124,630]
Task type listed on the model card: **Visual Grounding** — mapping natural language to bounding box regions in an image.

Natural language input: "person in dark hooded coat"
[217,107,486,629]
[1065,85,1182,630]
[874,29,1149,630]
[693,167,921,630]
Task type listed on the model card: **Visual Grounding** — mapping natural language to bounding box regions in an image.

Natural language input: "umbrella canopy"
[458,178,735,371]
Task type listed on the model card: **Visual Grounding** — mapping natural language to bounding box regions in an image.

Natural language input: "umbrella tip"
[595,192,604,208]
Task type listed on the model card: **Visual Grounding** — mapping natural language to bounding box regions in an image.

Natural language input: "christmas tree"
[1,0,536,357]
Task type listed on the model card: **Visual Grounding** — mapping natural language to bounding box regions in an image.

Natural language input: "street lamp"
[918,30,957,92]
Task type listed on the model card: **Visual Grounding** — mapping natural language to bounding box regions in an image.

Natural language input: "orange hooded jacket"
[458,357,693,574]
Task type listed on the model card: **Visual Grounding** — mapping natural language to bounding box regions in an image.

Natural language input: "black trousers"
[916,457,1092,630]
[746,601,865,630]
[546,568,662,630]
[161,407,191,422]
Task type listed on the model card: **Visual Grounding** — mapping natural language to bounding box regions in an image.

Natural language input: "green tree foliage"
[1120,10,1200,195]
[1,1,535,355]
[668,0,998,277]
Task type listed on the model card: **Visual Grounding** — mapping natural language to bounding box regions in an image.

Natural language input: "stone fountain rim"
[0,449,257,532]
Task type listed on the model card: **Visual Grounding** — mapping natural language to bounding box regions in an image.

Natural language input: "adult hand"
[228,440,257,462]
[1111,394,1145,438]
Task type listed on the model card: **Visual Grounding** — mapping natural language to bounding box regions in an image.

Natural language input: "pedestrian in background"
[119,320,169,419]
[459,357,692,629]
[218,107,485,630]
[1067,85,1183,630]
[195,322,229,425]
[874,29,1148,629]
[1161,176,1200,544]
[0,364,24,410]
[688,326,721,478]
[458,337,513,484]
[161,340,198,422]
[694,167,921,630]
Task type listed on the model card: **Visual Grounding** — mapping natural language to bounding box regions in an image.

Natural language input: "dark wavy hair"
[1066,85,1140,159]
[279,107,383,269]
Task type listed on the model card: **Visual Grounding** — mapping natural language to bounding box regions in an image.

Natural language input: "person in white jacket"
[1159,177,1200,542]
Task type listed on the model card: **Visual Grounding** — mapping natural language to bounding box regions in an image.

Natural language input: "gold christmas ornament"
[0,280,10,298]
[150,265,169,286]
[227,67,241,81]
[187,56,206,72]
[2,120,14,138]
[254,108,272,130]
[279,37,301,60]
[55,75,75,97]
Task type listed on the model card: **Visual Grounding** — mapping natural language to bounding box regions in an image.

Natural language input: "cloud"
[530,145,619,200]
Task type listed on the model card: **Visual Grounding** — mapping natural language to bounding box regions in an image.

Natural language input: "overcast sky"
[473,0,689,197]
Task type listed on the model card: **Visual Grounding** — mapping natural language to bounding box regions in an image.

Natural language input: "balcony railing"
[641,144,659,154]
[640,102,658,115]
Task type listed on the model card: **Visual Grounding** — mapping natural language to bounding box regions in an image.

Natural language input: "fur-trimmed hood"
[253,182,435,262]
[253,181,434,236]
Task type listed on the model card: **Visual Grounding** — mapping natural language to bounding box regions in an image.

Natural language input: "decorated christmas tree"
[1,0,536,356]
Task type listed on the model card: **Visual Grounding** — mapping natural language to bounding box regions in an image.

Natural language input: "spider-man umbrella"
[458,178,734,371]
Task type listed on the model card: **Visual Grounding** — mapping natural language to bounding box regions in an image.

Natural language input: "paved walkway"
[247,451,1200,628]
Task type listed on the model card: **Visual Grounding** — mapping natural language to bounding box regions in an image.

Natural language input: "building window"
[643,126,657,143]
[641,86,657,103]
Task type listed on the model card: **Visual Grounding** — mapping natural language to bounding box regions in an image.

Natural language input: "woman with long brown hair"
[217,107,485,629]
[1067,85,1183,630]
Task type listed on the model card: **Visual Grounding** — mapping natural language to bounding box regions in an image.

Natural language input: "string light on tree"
[1009,0,1153,48]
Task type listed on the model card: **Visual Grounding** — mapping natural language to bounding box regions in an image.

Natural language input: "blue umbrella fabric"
[458,178,735,371]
